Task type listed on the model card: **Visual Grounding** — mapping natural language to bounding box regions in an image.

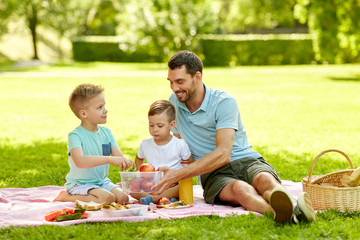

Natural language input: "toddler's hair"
[148,100,175,122]
[69,83,104,118]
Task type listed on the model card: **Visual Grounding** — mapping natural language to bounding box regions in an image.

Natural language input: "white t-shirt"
[137,136,192,170]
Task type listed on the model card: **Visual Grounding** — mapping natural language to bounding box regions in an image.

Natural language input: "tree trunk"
[28,4,39,60]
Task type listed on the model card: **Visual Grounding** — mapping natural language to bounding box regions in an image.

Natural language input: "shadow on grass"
[328,74,360,82]
[0,137,138,188]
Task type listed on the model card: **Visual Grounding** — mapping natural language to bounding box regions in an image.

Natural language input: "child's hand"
[109,156,134,170]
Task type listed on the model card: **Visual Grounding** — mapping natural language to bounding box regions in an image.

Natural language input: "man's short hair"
[168,50,203,77]
[148,100,175,122]
[69,84,104,118]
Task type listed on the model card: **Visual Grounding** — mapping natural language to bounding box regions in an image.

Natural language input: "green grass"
[1,62,360,239]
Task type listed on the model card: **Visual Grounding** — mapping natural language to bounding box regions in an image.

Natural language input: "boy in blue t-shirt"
[54,84,134,203]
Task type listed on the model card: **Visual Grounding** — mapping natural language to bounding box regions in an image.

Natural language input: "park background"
[1,0,360,65]
[1,0,360,239]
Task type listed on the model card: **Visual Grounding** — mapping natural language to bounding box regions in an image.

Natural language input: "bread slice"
[75,200,103,211]
[348,167,360,187]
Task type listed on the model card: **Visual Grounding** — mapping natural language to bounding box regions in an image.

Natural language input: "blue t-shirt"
[65,125,118,190]
[169,84,261,162]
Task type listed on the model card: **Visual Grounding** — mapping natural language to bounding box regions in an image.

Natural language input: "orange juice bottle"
[179,160,193,204]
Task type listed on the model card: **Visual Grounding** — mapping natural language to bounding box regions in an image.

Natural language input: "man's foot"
[269,185,294,223]
[293,192,316,223]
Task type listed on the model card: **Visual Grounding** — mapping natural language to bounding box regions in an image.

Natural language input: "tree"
[0,0,97,60]
[294,0,360,63]
[0,0,17,35]
[46,0,96,59]
[0,0,50,60]
[114,0,218,61]
[218,0,300,33]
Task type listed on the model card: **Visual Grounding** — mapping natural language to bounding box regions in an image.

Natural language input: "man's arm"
[151,128,235,195]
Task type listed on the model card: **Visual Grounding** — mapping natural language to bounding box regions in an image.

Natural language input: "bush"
[72,36,163,62]
[72,34,315,65]
[200,34,315,66]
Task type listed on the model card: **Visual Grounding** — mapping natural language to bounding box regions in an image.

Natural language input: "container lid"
[180,160,189,164]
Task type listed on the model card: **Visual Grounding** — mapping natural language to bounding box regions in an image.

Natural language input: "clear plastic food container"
[120,171,163,193]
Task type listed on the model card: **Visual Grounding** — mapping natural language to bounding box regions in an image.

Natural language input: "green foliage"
[219,0,299,33]
[0,0,17,34]
[201,34,314,66]
[294,0,360,63]
[114,0,218,58]
[84,0,120,36]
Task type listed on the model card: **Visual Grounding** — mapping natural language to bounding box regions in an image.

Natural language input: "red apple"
[156,197,171,205]
[139,164,155,172]
[129,179,141,192]
[141,179,155,192]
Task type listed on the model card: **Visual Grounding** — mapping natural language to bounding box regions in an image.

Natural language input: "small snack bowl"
[120,171,163,193]
[102,204,148,218]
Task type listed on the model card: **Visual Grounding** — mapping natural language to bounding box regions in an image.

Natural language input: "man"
[151,50,315,223]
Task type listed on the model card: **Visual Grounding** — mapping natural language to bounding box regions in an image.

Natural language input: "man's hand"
[150,166,178,195]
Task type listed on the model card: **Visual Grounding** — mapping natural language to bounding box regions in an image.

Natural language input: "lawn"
[1,62,360,239]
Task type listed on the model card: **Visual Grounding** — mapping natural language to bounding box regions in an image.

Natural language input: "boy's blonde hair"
[148,100,175,122]
[69,84,104,118]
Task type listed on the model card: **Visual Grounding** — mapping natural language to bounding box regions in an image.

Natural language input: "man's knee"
[224,180,253,202]
[253,172,277,186]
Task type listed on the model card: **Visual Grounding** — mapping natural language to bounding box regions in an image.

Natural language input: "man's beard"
[177,80,196,103]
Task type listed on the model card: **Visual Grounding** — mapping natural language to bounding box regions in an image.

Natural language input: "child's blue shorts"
[67,180,119,195]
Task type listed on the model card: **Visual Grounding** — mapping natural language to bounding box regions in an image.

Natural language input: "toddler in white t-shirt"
[131,100,193,203]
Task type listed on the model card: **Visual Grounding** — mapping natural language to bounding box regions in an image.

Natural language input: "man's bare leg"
[252,172,281,201]
[217,180,274,214]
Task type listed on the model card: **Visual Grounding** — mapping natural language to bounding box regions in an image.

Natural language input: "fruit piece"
[75,200,103,211]
[139,164,155,172]
[45,209,65,222]
[45,208,89,222]
[81,212,90,219]
[141,180,155,192]
[55,213,82,222]
[156,197,171,205]
[129,179,141,192]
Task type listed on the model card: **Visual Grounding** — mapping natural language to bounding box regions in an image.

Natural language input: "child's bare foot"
[53,190,69,202]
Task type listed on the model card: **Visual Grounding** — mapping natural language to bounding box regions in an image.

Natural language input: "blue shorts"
[67,180,119,195]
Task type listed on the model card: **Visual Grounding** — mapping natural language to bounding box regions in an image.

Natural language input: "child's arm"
[111,146,134,169]
[135,155,145,170]
[111,146,127,158]
[70,147,133,170]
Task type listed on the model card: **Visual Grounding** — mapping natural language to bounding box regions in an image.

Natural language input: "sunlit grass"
[1,62,360,238]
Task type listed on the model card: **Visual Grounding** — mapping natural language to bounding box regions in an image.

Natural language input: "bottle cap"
[180,160,189,165]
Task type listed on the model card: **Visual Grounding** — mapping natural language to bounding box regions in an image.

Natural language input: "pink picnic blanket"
[0,181,302,228]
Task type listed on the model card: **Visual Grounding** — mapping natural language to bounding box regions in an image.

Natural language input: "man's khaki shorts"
[200,157,281,204]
